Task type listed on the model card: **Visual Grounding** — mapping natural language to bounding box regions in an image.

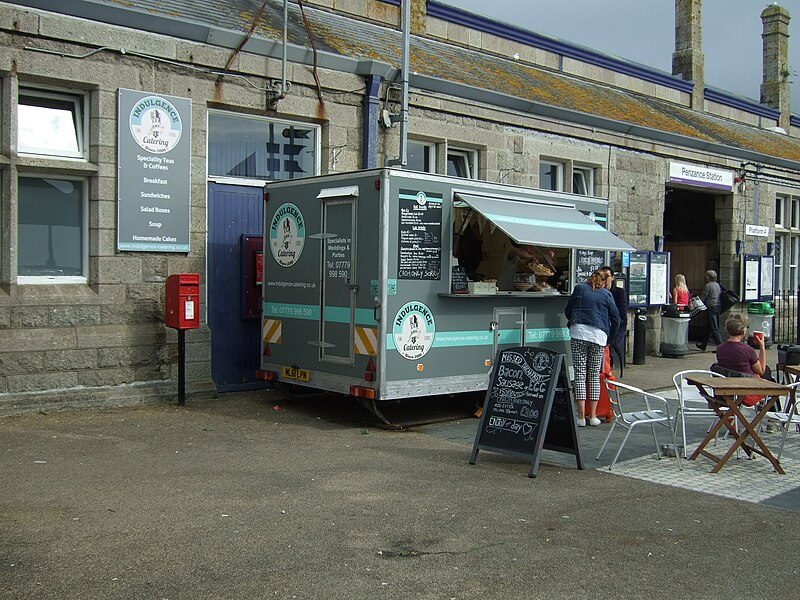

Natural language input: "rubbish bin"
[747,301,775,348]
[659,304,691,357]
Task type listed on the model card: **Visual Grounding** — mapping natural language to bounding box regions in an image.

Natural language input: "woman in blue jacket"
[565,269,620,427]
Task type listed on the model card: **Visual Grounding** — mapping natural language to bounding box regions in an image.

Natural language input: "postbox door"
[319,197,356,364]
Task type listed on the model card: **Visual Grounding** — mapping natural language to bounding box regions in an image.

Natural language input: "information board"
[741,254,760,301]
[574,249,606,286]
[628,252,649,307]
[648,252,669,306]
[397,190,442,280]
[760,255,774,301]
[470,347,582,477]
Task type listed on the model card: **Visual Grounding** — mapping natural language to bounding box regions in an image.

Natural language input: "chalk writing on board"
[470,346,582,477]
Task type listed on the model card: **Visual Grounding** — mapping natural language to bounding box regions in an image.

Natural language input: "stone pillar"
[672,0,704,112]
[761,4,791,131]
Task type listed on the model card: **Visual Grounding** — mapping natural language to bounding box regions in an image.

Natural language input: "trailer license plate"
[282,366,310,382]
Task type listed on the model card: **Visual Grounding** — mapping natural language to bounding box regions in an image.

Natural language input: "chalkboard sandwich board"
[470,346,582,477]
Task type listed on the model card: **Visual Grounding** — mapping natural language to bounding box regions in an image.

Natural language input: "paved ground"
[2,344,800,600]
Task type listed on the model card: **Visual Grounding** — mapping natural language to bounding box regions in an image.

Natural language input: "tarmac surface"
[2,344,800,599]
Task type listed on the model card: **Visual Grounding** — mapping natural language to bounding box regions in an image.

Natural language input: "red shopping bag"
[597,347,615,422]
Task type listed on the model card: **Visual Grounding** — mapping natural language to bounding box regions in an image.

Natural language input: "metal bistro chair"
[673,369,727,458]
[596,380,682,471]
[765,381,800,461]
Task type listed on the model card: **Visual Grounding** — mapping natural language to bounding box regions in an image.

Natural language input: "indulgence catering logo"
[129,96,183,154]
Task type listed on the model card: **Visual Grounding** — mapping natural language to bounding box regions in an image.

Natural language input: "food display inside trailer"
[259,169,633,402]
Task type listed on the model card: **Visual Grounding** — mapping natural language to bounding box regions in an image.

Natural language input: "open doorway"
[663,187,723,341]
[663,188,720,295]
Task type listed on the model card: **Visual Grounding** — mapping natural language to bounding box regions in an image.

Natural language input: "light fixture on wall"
[653,235,664,252]
[735,239,743,255]
[767,242,774,255]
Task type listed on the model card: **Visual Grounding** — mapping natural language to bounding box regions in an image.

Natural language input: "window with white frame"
[17,88,87,159]
[17,176,87,282]
[774,194,800,293]
[539,160,563,191]
[208,111,319,181]
[572,166,595,196]
[447,148,477,179]
[776,195,786,228]
[406,140,435,173]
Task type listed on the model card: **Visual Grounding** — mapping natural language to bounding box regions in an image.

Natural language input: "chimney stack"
[761,4,791,131]
[672,0,705,112]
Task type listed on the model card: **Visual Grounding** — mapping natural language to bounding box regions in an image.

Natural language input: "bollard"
[633,307,647,365]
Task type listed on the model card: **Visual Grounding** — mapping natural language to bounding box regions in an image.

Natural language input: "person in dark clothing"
[696,269,723,351]
[600,266,627,367]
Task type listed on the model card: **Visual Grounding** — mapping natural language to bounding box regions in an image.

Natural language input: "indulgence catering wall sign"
[117,89,192,252]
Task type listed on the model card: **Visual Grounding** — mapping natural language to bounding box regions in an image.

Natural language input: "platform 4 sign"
[470,347,582,477]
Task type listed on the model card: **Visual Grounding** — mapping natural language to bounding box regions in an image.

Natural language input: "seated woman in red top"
[716,313,766,376]
[670,273,690,306]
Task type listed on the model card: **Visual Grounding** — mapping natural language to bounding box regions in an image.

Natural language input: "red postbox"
[165,273,200,330]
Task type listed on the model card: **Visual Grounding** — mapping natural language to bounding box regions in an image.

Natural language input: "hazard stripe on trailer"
[263,318,282,344]
[354,326,377,356]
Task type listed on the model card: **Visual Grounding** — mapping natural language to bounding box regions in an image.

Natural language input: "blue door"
[207,182,270,392]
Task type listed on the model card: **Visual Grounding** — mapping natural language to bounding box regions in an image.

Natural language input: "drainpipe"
[753,164,760,255]
[279,0,288,97]
[361,74,381,168]
[398,0,410,166]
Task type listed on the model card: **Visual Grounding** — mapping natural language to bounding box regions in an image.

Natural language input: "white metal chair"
[673,369,726,458]
[596,380,682,471]
[765,381,800,461]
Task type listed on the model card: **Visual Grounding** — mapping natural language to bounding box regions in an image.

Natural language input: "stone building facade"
[1,0,799,413]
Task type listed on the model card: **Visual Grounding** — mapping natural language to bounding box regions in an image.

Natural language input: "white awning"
[456,192,635,252]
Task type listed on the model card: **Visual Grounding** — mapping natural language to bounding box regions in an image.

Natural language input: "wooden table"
[684,375,789,474]
[780,364,800,383]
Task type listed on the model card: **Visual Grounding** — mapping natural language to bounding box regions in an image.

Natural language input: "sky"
[440,0,800,113]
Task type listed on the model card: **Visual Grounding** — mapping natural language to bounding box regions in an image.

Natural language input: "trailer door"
[319,189,358,364]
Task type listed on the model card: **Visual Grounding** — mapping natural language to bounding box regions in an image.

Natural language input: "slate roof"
[17,0,800,167]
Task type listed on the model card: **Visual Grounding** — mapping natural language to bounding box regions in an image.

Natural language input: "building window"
[17,88,87,159]
[407,140,435,173]
[539,160,563,191]
[792,197,800,229]
[776,195,787,228]
[572,166,595,196]
[208,111,319,181]
[17,176,87,282]
[447,148,477,179]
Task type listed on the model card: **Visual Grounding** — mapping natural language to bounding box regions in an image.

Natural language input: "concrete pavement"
[2,349,799,600]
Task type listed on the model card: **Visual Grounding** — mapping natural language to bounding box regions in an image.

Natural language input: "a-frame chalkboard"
[469,346,582,477]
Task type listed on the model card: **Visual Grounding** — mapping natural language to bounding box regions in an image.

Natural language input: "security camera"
[380,109,394,128]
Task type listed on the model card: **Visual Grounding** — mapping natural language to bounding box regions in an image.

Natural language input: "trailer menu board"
[470,347,582,477]
[575,249,606,285]
[397,190,442,280]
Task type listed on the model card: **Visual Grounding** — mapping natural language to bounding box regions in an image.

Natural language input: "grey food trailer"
[258,169,633,408]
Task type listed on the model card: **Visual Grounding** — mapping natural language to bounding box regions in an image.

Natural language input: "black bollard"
[633,307,647,365]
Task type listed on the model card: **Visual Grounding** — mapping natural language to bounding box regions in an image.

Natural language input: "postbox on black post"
[165,273,200,404]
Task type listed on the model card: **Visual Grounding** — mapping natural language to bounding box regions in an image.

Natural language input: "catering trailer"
[258,169,633,408]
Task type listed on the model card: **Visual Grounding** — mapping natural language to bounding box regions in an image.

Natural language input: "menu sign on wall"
[117,89,192,252]
[397,190,442,280]
[574,249,606,286]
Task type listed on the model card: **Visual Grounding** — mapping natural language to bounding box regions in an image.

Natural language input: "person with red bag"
[565,269,620,427]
